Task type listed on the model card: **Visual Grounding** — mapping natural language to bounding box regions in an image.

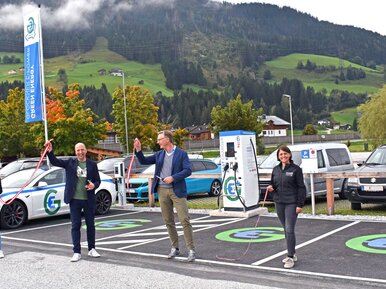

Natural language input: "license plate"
[362,185,383,192]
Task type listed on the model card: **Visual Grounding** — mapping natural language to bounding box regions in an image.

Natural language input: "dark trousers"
[275,202,298,257]
[69,199,96,253]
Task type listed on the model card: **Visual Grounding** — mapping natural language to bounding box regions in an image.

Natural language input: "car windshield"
[97,158,124,171]
[366,148,386,165]
[2,168,46,188]
[141,164,155,174]
[0,161,23,177]
[259,150,302,169]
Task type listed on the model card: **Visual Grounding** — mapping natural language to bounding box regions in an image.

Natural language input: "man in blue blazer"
[45,140,101,262]
[134,130,196,261]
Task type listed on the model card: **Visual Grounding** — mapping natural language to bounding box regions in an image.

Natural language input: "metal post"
[283,94,294,145]
[122,72,129,155]
[310,174,315,216]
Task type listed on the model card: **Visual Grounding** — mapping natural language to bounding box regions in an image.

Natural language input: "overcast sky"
[214,0,386,36]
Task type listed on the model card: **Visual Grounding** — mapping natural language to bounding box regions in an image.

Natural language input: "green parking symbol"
[346,234,386,254]
[84,219,152,231]
[216,227,285,243]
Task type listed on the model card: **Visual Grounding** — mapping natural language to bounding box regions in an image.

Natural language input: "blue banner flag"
[23,9,43,123]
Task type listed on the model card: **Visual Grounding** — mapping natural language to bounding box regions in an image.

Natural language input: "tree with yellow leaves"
[112,85,159,152]
[358,85,386,148]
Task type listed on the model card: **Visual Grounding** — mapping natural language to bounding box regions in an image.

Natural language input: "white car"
[0,167,117,229]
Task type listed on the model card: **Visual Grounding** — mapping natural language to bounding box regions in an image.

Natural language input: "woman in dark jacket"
[267,145,306,269]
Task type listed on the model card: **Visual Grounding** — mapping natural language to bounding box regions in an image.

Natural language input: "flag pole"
[37,5,49,146]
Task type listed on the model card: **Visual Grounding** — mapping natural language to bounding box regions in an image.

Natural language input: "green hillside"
[259,53,384,94]
[0,37,174,96]
[331,107,358,126]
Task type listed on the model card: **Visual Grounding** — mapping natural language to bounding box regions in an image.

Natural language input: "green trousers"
[158,187,195,250]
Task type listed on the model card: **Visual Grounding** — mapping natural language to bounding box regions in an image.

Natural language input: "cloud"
[0,0,176,31]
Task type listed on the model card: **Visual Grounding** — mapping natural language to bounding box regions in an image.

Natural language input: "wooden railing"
[130,171,386,215]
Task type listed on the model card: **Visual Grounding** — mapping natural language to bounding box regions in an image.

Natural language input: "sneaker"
[283,257,295,269]
[0,250,4,259]
[282,254,297,263]
[167,247,180,259]
[187,250,196,262]
[88,248,100,258]
[70,253,81,262]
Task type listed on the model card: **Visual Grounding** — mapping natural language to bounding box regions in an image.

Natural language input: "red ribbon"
[0,145,50,205]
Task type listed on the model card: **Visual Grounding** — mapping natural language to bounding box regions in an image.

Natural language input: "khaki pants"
[158,187,195,250]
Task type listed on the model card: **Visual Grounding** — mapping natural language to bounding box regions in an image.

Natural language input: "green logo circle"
[44,189,61,215]
[224,176,242,201]
[346,234,386,254]
[87,219,152,231]
[216,227,285,243]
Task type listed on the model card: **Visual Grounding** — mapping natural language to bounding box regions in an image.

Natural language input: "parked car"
[0,167,117,229]
[258,143,354,201]
[347,144,386,210]
[127,159,222,201]
[97,156,149,178]
[0,156,70,179]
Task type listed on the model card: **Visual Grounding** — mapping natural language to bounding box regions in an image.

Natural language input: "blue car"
[127,159,222,201]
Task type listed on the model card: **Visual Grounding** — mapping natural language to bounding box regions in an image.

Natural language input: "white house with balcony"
[259,114,290,137]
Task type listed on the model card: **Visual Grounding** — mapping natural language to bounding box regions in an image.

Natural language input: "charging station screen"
[226,142,235,157]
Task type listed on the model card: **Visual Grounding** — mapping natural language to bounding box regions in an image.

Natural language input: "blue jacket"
[47,151,101,205]
[135,147,192,198]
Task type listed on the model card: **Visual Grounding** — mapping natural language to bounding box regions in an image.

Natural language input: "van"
[258,143,354,201]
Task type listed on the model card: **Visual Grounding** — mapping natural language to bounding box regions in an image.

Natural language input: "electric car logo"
[224,176,242,201]
[216,227,285,243]
[91,219,152,231]
[44,189,61,215]
[346,234,386,254]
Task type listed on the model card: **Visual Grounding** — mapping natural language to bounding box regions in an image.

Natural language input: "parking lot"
[2,207,386,288]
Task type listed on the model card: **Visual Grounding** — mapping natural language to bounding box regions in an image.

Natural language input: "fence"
[130,170,386,216]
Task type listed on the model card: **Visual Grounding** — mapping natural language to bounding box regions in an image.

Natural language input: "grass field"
[0,37,174,96]
[260,53,384,94]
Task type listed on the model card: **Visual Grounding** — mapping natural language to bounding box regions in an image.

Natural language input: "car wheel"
[95,190,112,215]
[351,202,361,210]
[208,180,222,196]
[1,200,27,229]
[338,179,348,199]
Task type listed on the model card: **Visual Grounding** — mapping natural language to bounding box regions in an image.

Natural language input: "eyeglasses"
[157,137,167,142]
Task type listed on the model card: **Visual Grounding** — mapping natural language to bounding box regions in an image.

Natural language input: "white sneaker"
[70,253,81,262]
[0,250,4,259]
[283,257,295,269]
[282,254,297,263]
[88,248,100,258]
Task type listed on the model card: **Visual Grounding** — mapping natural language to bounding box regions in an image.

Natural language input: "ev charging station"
[218,130,260,212]
[114,161,126,206]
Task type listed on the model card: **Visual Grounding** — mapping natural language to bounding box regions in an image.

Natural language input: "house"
[317,119,331,127]
[110,68,123,77]
[185,124,212,140]
[259,114,290,137]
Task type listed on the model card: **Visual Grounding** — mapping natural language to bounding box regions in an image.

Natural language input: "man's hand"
[162,176,174,184]
[85,180,95,190]
[44,139,54,152]
[134,138,141,152]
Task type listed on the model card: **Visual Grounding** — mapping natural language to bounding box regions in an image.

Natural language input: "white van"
[258,143,354,200]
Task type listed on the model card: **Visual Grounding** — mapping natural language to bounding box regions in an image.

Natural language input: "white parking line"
[1,211,140,236]
[251,220,360,266]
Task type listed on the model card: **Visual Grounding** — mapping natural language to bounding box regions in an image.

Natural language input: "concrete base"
[209,207,268,218]
[114,203,135,210]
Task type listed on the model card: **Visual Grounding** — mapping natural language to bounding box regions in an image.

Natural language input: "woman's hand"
[266,185,274,193]
[296,207,303,214]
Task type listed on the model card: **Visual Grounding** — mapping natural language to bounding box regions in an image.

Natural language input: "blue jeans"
[275,203,298,257]
[69,199,96,253]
